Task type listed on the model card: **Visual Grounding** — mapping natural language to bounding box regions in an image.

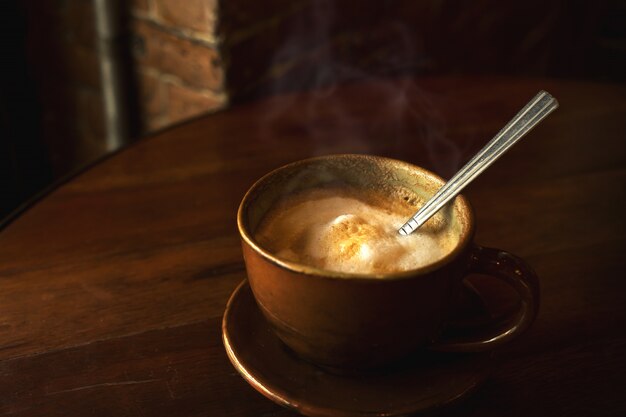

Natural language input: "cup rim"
[237,154,475,281]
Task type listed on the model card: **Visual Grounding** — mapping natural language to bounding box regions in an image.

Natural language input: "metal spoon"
[398,90,558,236]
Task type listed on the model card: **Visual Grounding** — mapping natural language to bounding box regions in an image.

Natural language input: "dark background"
[1,0,625,220]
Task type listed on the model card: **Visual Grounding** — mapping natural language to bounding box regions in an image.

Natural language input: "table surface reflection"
[1,76,625,416]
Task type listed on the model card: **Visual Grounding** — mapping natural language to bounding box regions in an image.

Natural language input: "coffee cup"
[237,154,539,370]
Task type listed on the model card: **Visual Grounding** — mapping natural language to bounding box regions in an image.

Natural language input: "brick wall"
[129,0,227,133]
[25,0,227,176]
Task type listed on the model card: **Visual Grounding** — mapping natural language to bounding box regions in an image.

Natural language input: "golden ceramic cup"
[237,154,539,370]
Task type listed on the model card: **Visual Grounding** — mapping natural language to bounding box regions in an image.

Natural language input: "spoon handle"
[398,90,558,236]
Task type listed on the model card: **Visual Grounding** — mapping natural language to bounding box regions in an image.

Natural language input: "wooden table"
[1,77,625,416]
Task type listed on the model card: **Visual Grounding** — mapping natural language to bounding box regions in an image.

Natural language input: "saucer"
[222,280,493,417]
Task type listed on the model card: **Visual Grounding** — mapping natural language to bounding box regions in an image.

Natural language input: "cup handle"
[432,244,540,352]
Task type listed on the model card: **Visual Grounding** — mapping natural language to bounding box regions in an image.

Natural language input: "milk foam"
[255,187,458,275]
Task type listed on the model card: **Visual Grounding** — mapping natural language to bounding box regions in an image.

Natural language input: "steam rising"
[257,0,465,178]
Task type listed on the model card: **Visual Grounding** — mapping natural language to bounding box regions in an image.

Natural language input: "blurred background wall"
[1,0,624,219]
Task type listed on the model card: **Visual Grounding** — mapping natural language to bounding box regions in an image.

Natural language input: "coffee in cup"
[237,154,539,370]
[255,185,459,274]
